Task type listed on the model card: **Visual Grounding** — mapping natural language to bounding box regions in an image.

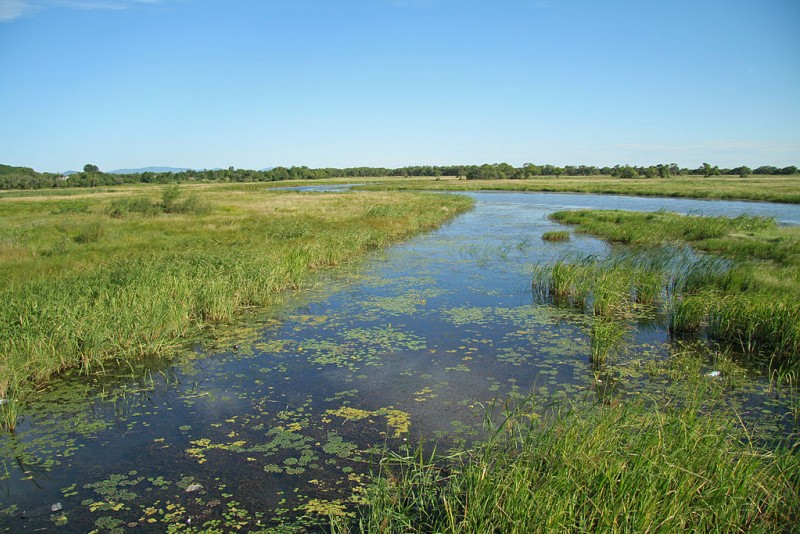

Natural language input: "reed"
[707,294,800,363]
[531,257,592,308]
[333,390,799,533]
[546,210,800,364]
[590,317,631,363]
[541,230,570,242]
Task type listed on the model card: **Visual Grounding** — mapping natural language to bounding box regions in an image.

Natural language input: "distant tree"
[734,166,752,177]
[702,163,720,177]
[780,165,798,175]
[522,163,541,177]
[618,166,639,179]
[83,164,99,173]
[657,164,671,178]
[754,166,778,175]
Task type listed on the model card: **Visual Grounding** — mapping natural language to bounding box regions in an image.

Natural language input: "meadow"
[0,183,473,429]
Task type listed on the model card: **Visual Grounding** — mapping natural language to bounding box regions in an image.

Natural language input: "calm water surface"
[2,192,798,531]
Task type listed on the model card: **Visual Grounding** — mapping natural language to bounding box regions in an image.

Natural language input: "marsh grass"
[358,174,800,203]
[542,210,800,368]
[541,230,570,242]
[0,184,473,428]
[333,389,799,533]
[532,252,667,319]
[707,294,800,362]
[590,317,631,363]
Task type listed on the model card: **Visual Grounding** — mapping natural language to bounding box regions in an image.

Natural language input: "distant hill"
[109,166,193,174]
[0,163,39,176]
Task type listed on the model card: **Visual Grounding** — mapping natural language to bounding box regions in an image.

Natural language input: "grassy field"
[358,174,800,203]
[0,183,473,428]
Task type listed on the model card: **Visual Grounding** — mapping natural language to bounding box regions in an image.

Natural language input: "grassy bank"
[332,378,798,533]
[359,174,800,203]
[544,210,800,365]
[0,183,473,428]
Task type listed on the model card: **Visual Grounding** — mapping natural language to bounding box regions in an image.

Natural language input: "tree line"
[1,162,798,191]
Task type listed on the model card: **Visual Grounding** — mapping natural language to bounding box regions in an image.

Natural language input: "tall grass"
[333,390,799,533]
[590,317,631,363]
[541,230,570,242]
[707,294,800,361]
[538,210,800,369]
[0,185,474,429]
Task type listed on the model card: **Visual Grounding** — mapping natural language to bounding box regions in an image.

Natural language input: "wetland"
[1,185,799,531]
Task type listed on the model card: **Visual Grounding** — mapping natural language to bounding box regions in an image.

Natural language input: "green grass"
[545,210,800,365]
[0,183,474,429]
[541,230,570,242]
[333,384,799,533]
[358,174,800,204]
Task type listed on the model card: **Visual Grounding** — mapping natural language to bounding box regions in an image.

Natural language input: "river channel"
[2,191,798,531]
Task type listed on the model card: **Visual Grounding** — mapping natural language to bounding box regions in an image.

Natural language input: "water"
[2,192,798,531]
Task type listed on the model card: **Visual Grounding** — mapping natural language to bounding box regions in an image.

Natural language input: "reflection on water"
[2,192,798,531]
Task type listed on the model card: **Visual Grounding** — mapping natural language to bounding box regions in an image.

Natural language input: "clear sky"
[1,0,798,173]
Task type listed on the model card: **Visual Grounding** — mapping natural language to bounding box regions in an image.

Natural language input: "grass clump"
[334,390,799,533]
[590,317,631,363]
[106,184,209,217]
[541,230,570,242]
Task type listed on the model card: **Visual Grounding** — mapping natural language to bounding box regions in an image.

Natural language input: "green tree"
[83,164,99,173]
[702,163,720,177]
[618,166,639,179]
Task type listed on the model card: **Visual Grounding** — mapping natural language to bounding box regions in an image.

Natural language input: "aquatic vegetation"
[707,293,800,361]
[541,230,570,242]
[325,406,412,439]
[334,391,800,533]
[589,317,631,364]
[535,211,800,367]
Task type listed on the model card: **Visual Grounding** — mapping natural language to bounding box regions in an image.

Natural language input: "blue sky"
[1,0,798,172]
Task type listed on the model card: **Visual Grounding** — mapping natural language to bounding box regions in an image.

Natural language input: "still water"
[2,191,798,531]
